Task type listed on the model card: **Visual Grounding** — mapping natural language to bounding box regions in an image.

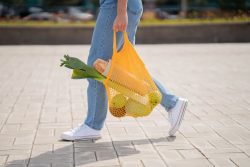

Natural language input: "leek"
[60,55,105,82]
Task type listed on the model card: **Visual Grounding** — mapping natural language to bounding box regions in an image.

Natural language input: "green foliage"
[218,0,247,10]
[155,0,249,10]
[43,0,81,6]
[60,54,85,70]
[188,0,209,6]
[2,0,24,6]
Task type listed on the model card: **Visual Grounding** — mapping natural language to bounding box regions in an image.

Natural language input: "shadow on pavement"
[4,136,176,166]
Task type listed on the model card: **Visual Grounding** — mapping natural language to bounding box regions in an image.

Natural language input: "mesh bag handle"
[113,31,129,55]
[104,31,130,85]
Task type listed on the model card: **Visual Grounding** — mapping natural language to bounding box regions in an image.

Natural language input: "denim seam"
[89,80,97,129]
[89,8,113,130]
[100,5,116,9]
[99,9,113,60]
[127,7,143,16]
[166,97,179,111]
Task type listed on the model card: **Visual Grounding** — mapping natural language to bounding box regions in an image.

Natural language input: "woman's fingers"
[113,16,128,32]
[121,23,125,31]
[113,23,117,32]
[117,23,126,32]
[113,23,122,32]
[113,24,118,32]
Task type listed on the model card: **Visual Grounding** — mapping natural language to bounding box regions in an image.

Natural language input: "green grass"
[0,17,249,27]
[140,17,250,26]
[0,20,96,27]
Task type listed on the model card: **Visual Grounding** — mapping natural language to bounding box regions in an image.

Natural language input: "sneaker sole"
[61,134,102,141]
[169,100,188,136]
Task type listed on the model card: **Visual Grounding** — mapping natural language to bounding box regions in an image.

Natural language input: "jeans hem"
[84,122,102,131]
[165,97,179,111]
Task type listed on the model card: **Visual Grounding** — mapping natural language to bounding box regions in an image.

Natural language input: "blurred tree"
[180,0,188,17]
[43,0,81,6]
[25,0,42,6]
[188,0,208,6]
[218,0,246,10]
[156,0,179,6]
[1,0,24,6]
[155,0,248,11]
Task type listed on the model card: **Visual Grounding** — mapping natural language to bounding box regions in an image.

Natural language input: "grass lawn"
[0,17,249,27]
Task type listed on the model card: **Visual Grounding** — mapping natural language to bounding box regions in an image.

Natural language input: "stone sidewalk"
[0,44,250,167]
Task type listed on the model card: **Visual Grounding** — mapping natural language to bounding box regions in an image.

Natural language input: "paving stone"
[119,151,160,161]
[188,138,215,149]
[167,159,213,167]
[120,160,144,167]
[141,159,167,167]
[74,140,113,148]
[31,144,53,156]
[230,157,250,167]
[96,150,117,161]
[34,136,60,144]
[157,149,183,161]
[77,159,120,167]
[53,143,73,155]
[19,124,38,131]
[28,164,51,167]
[74,151,96,165]
[29,153,73,164]
[0,149,31,156]
[52,163,73,167]
[210,158,237,167]
[154,143,194,150]
[124,127,145,135]
[115,146,139,156]
[0,124,20,134]
[6,154,29,165]
[132,143,156,152]
[36,129,54,137]
[4,164,28,167]
[208,139,236,149]
[179,149,205,159]
[0,136,15,147]
[0,156,7,165]
[14,135,35,145]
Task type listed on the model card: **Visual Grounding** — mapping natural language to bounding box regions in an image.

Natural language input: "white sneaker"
[61,123,101,141]
[168,98,188,136]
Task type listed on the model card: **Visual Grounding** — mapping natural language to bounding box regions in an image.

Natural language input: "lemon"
[111,94,127,108]
[125,99,152,117]
[148,91,162,107]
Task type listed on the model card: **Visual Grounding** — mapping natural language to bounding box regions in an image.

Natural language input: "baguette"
[93,58,150,96]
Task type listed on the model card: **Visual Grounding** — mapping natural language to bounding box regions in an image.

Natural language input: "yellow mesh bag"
[103,31,162,118]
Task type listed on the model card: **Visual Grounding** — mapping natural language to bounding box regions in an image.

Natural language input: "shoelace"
[70,123,85,133]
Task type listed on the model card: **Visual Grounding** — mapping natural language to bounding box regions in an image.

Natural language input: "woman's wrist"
[117,0,127,16]
[113,0,128,32]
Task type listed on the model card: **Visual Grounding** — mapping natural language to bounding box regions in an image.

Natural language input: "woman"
[61,0,188,141]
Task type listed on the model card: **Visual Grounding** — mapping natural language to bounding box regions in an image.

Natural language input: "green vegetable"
[60,55,85,70]
[60,55,106,82]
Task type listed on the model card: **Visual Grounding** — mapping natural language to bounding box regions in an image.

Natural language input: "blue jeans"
[84,0,178,130]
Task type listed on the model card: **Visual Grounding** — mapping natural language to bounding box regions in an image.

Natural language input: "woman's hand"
[113,13,128,32]
[113,0,128,32]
